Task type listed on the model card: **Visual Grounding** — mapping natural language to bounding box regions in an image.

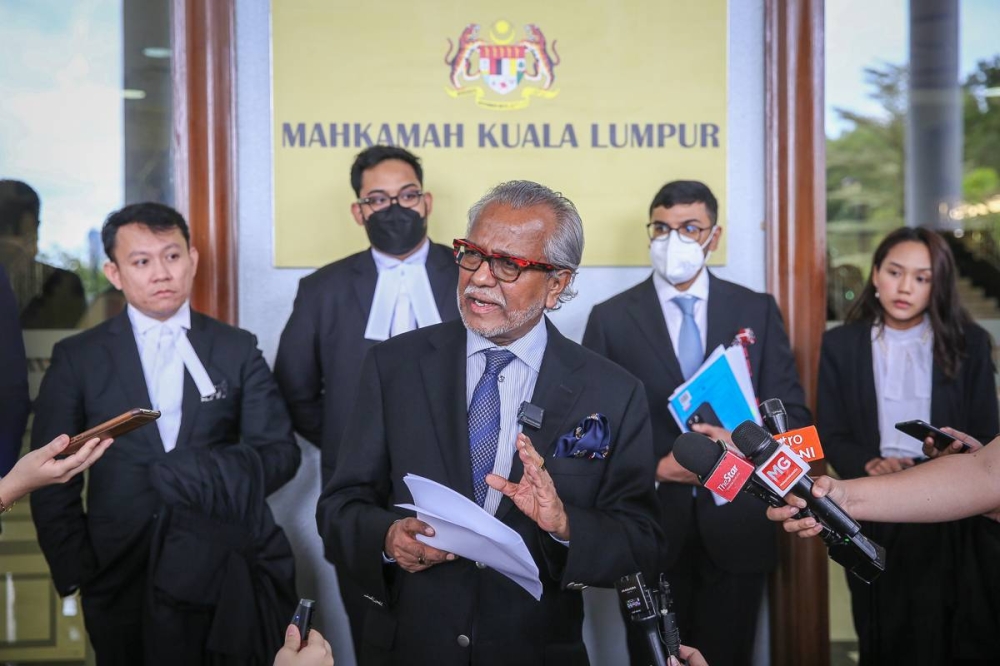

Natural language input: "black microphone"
[732,421,861,536]
[674,432,783,507]
[758,398,820,517]
[616,572,669,666]
[731,421,886,582]
[760,397,789,436]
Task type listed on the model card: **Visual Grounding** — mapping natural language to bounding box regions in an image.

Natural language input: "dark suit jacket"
[274,242,460,481]
[0,264,30,476]
[583,273,810,573]
[316,318,663,666]
[818,320,998,479]
[29,310,300,615]
[817,320,999,663]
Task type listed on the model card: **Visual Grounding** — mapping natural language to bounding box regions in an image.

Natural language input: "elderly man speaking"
[317,180,663,666]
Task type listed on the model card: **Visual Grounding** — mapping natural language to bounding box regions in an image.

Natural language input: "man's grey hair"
[465,180,583,305]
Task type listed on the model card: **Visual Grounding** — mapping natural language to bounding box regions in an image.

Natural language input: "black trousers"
[82,605,143,666]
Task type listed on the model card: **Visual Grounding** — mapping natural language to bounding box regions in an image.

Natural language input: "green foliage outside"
[827,57,1000,228]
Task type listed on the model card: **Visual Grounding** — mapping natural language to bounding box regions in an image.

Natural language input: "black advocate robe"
[819,320,1000,664]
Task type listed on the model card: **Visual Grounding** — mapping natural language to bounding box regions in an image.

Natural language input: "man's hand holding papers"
[384,517,456,573]
[395,472,544,599]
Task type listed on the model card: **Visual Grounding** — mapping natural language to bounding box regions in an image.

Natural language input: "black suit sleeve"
[0,265,30,476]
[316,348,400,602]
[756,295,811,429]
[274,279,324,447]
[28,342,99,595]
[239,335,301,494]
[817,332,871,479]
[963,327,999,443]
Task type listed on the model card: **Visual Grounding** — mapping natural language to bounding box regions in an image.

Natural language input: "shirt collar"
[871,314,932,344]
[127,300,192,337]
[652,266,710,303]
[466,315,548,373]
[370,237,430,271]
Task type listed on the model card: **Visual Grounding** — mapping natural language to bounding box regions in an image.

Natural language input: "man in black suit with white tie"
[30,203,300,665]
[274,146,460,653]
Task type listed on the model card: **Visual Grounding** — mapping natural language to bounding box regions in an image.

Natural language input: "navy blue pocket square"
[553,414,611,460]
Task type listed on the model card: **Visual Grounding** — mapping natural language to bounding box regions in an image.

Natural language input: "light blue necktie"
[468,349,516,507]
[673,296,704,379]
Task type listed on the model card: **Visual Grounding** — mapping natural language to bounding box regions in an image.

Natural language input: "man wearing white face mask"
[583,180,809,666]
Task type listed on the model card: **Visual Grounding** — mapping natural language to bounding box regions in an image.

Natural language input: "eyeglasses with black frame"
[646,221,713,243]
[357,187,424,212]
[453,238,561,283]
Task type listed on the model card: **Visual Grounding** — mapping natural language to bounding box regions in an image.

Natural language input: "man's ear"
[103,260,122,290]
[351,202,365,227]
[544,270,574,309]
[189,246,199,277]
[422,191,434,218]
[706,225,723,253]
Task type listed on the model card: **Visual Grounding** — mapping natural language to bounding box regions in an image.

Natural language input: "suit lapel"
[420,322,472,498]
[495,320,585,522]
[626,277,686,388]
[705,273,739,356]
[175,312,214,449]
[929,356,948,427]
[857,326,880,445]
[350,251,378,322]
[426,241,457,315]
[106,311,162,450]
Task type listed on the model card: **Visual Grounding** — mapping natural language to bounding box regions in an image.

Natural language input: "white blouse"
[871,316,933,459]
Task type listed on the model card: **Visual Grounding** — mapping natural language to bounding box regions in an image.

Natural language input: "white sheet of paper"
[397,474,543,600]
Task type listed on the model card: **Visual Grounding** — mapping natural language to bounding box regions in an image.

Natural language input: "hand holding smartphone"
[894,419,969,453]
[65,408,161,456]
[686,402,722,430]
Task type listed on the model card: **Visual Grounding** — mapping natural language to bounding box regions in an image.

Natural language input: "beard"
[458,285,546,342]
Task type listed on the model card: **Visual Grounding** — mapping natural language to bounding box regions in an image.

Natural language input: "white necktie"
[365,261,442,341]
[150,324,183,451]
[146,323,217,452]
[390,269,414,337]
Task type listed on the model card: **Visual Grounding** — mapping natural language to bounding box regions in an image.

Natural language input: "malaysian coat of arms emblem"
[444,20,560,110]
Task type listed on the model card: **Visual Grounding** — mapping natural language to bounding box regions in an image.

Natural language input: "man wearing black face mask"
[274,145,460,656]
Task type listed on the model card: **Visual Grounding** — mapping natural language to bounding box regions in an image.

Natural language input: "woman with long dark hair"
[819,226,999,664]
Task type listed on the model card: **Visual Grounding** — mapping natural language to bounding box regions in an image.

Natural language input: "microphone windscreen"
[760,398,786,418]
[731,420,773,459]
[673,432,722,477]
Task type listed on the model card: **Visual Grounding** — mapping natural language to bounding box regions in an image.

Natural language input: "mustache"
[463,285,506,308]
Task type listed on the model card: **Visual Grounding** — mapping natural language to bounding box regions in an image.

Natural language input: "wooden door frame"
[765,1,830,664]
[172,0,238,324]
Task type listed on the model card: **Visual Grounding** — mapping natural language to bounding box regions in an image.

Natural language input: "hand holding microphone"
[765,475,850,538]
[673,415,885,583]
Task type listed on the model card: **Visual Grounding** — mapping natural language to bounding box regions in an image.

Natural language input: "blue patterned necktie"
[673,295,704,379]
[468,349,516,507]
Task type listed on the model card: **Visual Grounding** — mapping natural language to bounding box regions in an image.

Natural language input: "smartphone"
[65,408,161,455]
[686,402,722,430]
[894,419,967,453]
[290,598,315,643]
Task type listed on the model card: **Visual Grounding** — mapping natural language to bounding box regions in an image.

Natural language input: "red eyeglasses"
[453,238,561,283]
